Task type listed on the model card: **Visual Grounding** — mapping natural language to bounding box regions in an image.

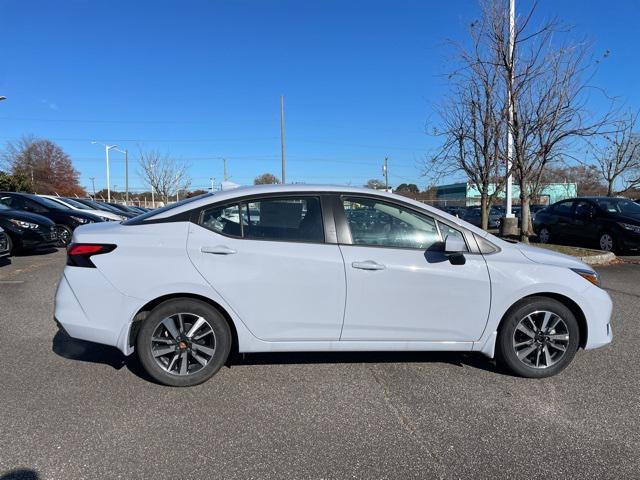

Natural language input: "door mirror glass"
[444,235,466,253]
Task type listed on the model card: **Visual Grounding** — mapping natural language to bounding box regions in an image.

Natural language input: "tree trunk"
[520,194,531,243]
[607,180,615,197]
[480,192,489,230]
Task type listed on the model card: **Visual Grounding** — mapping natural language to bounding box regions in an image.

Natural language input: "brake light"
[66,243,116,267]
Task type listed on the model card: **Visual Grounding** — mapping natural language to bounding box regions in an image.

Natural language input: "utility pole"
[90,177,96,198]
[124,149,129,203]
[500,0,518,236]
[210,177,215,192]
[280,95,286,184]
[91,141,118,203]
[223,158,229,181]
[383,157,389,191]
[505,0,515,218]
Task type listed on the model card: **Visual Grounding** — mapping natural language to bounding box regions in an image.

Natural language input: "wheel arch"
[128,293,239,355]
[497,292,588,349]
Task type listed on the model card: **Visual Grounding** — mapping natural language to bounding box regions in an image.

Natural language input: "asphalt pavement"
[0,249,638,479]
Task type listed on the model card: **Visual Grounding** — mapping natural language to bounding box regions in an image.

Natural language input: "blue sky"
[1,0,639,193]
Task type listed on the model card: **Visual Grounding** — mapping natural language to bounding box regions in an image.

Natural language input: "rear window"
[198,196,325,243]
[123,193,213,224]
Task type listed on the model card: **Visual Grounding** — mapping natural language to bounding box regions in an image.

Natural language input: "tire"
[538,226,551,244]
[55,224,73,247]
[5,235,14,255]
[136,298,231,387]
[497,297,580,378]
[598,231,616,253]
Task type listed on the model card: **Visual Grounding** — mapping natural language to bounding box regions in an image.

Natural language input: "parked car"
[0,192,103,246]
[0,202,57,253]
[104,201,144,217]
[462,206,502,229]
[72,198,137,219]
[0,227,9,258]
[55,185,612,387]
[38,195,126,222]
[534,196,640,252]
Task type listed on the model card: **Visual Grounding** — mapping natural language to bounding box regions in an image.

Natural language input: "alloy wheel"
[512,310,569,369]
[599,233,613,251]
[56,226,72,246]
[151,313,217,376]
[538,228,550,244]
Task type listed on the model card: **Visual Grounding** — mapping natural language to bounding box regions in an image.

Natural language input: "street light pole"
[112,147,129,204]
[92,141,118,203]
[280,95,286,184]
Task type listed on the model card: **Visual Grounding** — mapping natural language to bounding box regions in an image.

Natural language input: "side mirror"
[444,235,467,265]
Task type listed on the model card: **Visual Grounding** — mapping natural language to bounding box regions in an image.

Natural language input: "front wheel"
[497,297,580,378]
[136,298,232,387]
[598,231,616,252]
[55,224,73,247]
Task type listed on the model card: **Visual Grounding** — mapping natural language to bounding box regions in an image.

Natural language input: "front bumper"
[9,225,58,250]
[582,283,613,350]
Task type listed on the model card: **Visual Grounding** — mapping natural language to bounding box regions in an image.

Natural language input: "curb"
[576,251,616,266]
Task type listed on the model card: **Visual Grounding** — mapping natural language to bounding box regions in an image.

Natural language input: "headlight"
[618,222,640,234]
[9,219,39,229]
[571,268,600,287]
[70,216,92,224]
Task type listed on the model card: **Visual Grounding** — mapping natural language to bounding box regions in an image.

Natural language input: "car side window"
[200,203,242,237]
[342,197,442,249]
[243,196,324,243]
[25,199,47,213]
[574,201,595,218]
[553,201,573,216]
[0,196,18,208]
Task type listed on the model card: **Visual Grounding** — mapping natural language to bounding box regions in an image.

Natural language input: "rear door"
[336,195,491,342]
[571,200,599,244]
[187,195,346,342]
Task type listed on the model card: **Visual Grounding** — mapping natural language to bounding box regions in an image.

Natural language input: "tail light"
[66,243,116,268]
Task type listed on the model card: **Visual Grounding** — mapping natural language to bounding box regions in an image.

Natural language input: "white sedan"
[55,185,612,386]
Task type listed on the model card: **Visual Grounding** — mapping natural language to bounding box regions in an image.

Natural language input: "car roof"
[144,183,497,239]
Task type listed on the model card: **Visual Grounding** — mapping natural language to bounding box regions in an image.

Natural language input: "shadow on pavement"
[0,257,11,267]
[0,469,39,480]
[228,350,506,375]
[51,330,156,383]
[52,329,508,383]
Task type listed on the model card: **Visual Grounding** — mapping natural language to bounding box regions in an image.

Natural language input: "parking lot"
[1,249,639,479]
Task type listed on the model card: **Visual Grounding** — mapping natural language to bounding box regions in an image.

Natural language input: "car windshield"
[63,198,93,210]
[594,198,640,215]
[123,192,213,224]
[32,196,66,209]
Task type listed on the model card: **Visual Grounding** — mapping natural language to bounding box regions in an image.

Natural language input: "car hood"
[612,214,640,225]
[0,209,55,226]
[514,243,591,270]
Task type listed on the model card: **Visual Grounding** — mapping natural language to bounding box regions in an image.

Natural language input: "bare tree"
[423,13,507,230]
[590,111,640,196]
[254,173,280,185]
[485,0,612,241]
[138,149,191,203]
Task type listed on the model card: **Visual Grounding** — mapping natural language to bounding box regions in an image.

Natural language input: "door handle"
[352,260,385,271]
[201,245,237,255]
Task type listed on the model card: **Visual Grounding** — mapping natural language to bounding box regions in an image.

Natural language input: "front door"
[187,195,346,342]
[337,196,491,342]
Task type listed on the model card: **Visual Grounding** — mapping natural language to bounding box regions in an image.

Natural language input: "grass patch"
[533,243,605,257]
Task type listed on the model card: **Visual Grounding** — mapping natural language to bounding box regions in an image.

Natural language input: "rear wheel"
[55,224,73,247]
[497,297,580,378]
[137,298,231,387]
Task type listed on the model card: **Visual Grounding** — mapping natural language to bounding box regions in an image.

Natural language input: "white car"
[39,195,125,222]
[55,185,612,386]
